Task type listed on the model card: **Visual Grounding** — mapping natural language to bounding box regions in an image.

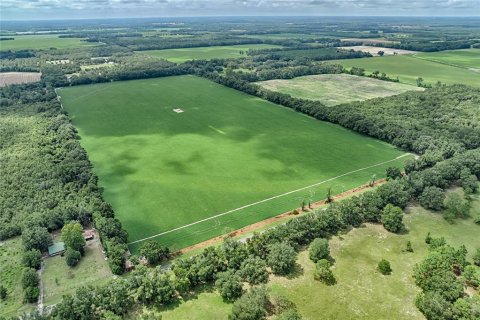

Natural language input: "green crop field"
[59,75,410,251]
[413,48,480,69]
[330,54,480,87]
[0,35,95,51]
[141,44,282,62]
[257,74,423,106]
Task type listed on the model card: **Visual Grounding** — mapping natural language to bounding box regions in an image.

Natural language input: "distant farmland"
[412,48,480,70]
[332,53,480,87]
[0,35,94,51]
[141,44,282,62]
[257,74,423,106]
[59,75,410,250]
[0,72,41,87]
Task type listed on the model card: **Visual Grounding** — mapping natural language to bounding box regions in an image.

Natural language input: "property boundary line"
[128,153,411,245]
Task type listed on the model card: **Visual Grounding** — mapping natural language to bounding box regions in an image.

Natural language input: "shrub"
[267,242,297,276]
[463,265,480,288]
[22,268,39,289]
[406,240,414,253]
[230,286,269,320]
[474,248,480,267]
[215,270,243,301]
[308,238,329,262]
[276,309,302,320]
[23,286,40,303]
[444,193,470,222]
[0,285,6,300]
[22,250,42,269]
[377,259,392,275]
[419,187,445,211]
[238,256,269,285]
[65,249,81,267]
[313,259,336,285]
[381,204,404,233]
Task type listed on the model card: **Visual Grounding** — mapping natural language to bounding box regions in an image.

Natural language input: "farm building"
[48,242,66,257]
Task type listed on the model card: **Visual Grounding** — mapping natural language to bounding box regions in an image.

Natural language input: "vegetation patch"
[257,74,422,106]
[412,48,480,70]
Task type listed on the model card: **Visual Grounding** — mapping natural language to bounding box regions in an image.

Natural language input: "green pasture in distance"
[412,48,480,69]
[141,44,282,62]
[331,54,480,87]
[0,35,95,51]
[59,75,409,251]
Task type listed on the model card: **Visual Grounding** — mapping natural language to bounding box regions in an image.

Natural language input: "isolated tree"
[22,226,51,252]
[381,204,405,233]
[0,285,6,300]
[419,186,445,211]
[215,270,243,301]
[416,77,425,87]
[325,187,333,203]
[230,286,269,320]
[378,50,385,56]
[65,248,81,267]
[238,256,269,285]
[267,242,297,275]
[23,286,40,303]
[22,250,42,270]
[313,259,336,285]
[444,193,470,222]
[425,232,432,244]
[406,240,414,253]
[139,240,169,265]
[377,259,392,275]
[309,238,330,262]
[62,221,86,255]
[474,248,480,267]
[385,166,402,180]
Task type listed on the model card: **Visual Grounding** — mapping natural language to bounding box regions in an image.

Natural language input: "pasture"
[413,48,480,70]
[338,45,417,56]
[0,35,94,51]
[257,74,422,106]
[141,44,282,62]
[59,75,409,250]
[0,72,41,87]
[332,54,480,87]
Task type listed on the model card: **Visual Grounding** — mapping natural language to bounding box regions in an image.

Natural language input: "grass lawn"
[412,49,480,69]
[58,75,410,251]
[42,235,112,305]
[141,44,282,62]
[330,54,480,87]
[257,74,422,106]
[0,238,35,317]
[152,189,480,320]
[0,35,95,51]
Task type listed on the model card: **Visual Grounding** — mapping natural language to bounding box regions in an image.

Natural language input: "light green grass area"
[42,235,112,305]
[153,189,480,320]
[0,35,95,51]
[331,55,480,87]
[0,238,35,317]
[257,74,422,106]
[59,75,409,251]
[141,44,282,62]
[413,49,480,69]
[80,63,115,71]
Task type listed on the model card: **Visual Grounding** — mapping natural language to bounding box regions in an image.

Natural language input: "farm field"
[141,44,282,62]
[0,35,95,51]
[338,45,416,56]
[0,72,41,87]
[412,48,480,69]
[331,54,480,87]
[257,74,422,106]
[58,75,409,251]
[151,189,480,320]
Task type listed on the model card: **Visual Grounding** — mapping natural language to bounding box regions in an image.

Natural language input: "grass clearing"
[141,44,282,62]
[0,72,41,87]
[59,75,409,251]
[42,234,112,305]
[338,45,416,55]
[257,74,422,106]
[412,48,480,70]
[330,55,480,87]
[0,35,95,51]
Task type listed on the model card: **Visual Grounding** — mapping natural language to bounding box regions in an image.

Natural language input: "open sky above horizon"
[1,0,479,21]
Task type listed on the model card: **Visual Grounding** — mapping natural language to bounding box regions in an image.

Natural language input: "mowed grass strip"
[59,75,408,250]
[330,54,480,87]
[0,35,95,51]
[257,74,422,106]
[141,44,282,63]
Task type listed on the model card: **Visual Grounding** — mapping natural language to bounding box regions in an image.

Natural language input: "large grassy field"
[151,189,480,320]
[257,74,422,106]
[331,54,480,87]
[413,48,480,69]
[59,75,409,251]
[141,44,282,62]
[0,35,95,51]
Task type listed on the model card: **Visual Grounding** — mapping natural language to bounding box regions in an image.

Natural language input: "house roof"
[48,242,65,255]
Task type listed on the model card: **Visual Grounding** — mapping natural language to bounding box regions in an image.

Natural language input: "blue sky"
[1,0,479,20]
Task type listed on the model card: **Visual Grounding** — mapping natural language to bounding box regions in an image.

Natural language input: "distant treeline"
[376,39,473,52]
[0,37,15,41]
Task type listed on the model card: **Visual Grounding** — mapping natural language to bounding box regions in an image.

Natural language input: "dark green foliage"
[463,265,480,288]
[377,259,392,275]
[308,238,330,262]
[474,248,480,267]
[238,256,269,285]
[425,232,432,244]
[415,291,453,320]
[377,181,410,209]
[139,240,169,265]
[386,166,402,180]
[65,249,81,267]
[222,239,249,270]
[276,309,302,320]
[381,204,405,233]
[215,270,244,301]
[452,296,480,320]
[313,259,336,285]
[406,240,414,253]
[444,193,470,222]
[22,227,51,252]
[0,285,6,300]
[419,187,445,211]
[22,268,39,289]
[62,221,86,255]
[267,242,297,275]
[229,286,269,320]
[23,285,40,303]
[22,249,42,269]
